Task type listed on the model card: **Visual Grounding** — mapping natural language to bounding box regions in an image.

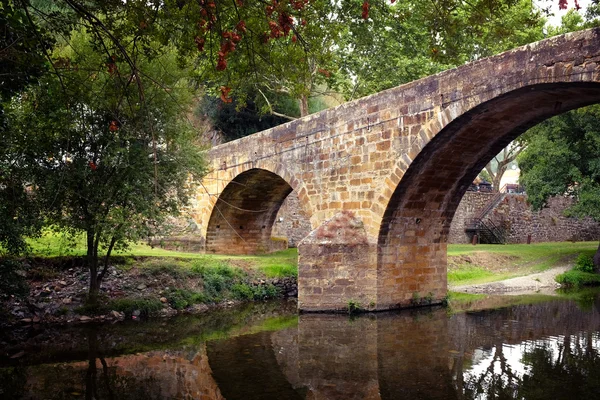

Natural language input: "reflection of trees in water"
[2,330,166,400]
[82,330,163,400]
[519,333,600,400]
[462,333,600,400]
[463,340,521,399]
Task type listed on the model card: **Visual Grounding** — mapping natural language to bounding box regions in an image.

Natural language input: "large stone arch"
[376,82,600,309]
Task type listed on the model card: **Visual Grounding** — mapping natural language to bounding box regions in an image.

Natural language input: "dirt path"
[450,264,570,296]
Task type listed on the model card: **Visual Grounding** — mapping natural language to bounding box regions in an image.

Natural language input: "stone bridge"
[188,28,600,312]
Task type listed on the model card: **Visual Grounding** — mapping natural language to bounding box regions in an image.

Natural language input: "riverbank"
[0,255,297,328]
[1,242,597,328]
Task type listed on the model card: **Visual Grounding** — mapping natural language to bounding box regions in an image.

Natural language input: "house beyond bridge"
[185,28,600,312]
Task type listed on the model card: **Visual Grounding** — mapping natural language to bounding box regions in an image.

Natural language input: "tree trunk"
[593,240,600,273]
[299,94,309,117]
[86,229,100,306]
[492,165,506,192]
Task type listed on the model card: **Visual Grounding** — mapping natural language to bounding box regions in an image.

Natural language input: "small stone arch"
[204,167,309,254]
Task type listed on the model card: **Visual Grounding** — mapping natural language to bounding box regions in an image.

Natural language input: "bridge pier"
[298,211,378,312]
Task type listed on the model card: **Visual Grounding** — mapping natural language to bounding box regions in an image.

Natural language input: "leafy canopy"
[518,104,600,221]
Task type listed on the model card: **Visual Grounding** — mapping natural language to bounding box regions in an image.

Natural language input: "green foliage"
[198,94,291,142]
[519,104,600,220]
[0,258,29,299]
[337,0,545,99]
[3,25,206,302]
[555,270,600,288]
[110,297,164,317]
[574,253,595,273]
[166,288,207,310]
[347,299,361,314]
[164,261,281,307]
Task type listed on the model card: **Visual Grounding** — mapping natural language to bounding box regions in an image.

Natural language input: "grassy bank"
[17,232,600,291]
[447,242,598,285]
[25,230,297,279]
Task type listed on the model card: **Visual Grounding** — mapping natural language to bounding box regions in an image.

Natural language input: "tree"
[337,0,546,99]
[4,28,205,304]
[518,104,600,270]
[0,1,50,255]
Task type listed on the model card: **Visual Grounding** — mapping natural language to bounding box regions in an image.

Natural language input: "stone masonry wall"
[448,192,496,244]
[448,192,600,244]
[491,194,600,243]
[272,191,312,247]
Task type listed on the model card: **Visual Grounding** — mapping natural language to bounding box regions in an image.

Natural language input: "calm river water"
[2,293,600,399]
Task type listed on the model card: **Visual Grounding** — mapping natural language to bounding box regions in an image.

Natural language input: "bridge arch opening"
[205,168,293,254]
[376,82,600,309]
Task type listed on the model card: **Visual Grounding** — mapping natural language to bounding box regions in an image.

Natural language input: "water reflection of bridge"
[207,299,600,399]
[7,298,600,399]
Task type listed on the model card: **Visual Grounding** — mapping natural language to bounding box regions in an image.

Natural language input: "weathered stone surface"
[186,28,600,311]
[298,212,377,311]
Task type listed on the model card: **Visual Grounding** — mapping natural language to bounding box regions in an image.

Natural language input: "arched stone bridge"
[188,28,600,312]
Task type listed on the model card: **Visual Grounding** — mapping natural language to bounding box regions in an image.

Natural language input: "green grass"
[447,266,496,283]
[23,231,298,278]
[448,242,597,270]
[21,231,598,288]
[447,242,598,285]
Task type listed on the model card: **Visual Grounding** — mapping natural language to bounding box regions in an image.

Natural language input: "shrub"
[110,297,163,316]
[231,283,254,300]
[556,270,600,288]
[252,283,280,300]
[0,259,29,299]
[139,259,187,278]
[574,254,595,273]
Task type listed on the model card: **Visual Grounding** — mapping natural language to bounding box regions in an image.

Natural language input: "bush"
[0,259,29,299]
[556,270,600,288]
[231,283,254,300]
[110,297,163,316]
[166,289,207,310]
[139,259,187,278]
[252,283,280,300]
[574,254,595,273]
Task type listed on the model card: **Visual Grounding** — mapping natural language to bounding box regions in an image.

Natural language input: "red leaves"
[194,36,206,52]
[318,68,331,77]
[278,12,294,36]
[220,86,232,103]
[558,0,581,11]
[291,0,308,10]
[362,1,369,20]
[106,55,117,75]
[235,20,247,33]
[268,19,282,38]
[216,54,227,71]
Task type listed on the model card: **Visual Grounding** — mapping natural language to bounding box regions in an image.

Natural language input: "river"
[2,292,600,399]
